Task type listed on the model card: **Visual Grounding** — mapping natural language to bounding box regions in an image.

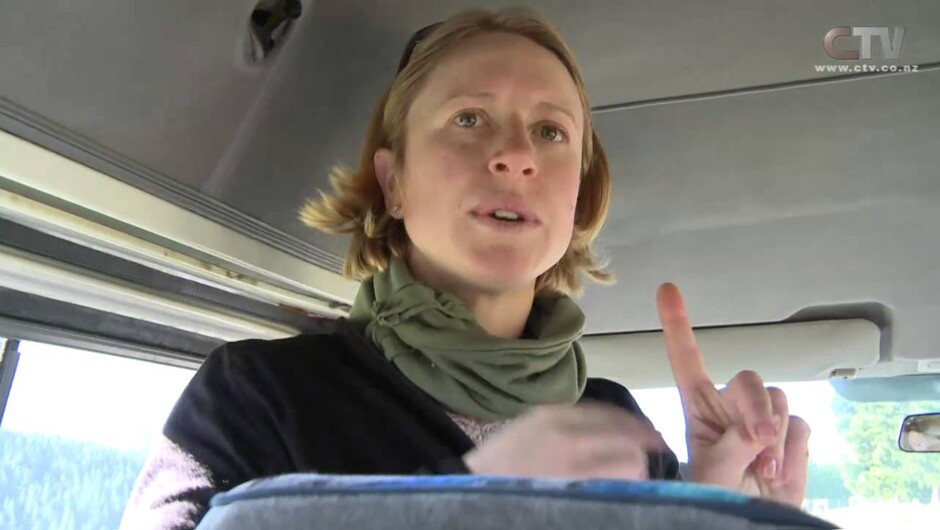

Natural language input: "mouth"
[471,202,540,225]
[468,206,541,234]
[480,209,527,223]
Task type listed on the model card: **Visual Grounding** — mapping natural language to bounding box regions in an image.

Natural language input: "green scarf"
[348,255,588,422]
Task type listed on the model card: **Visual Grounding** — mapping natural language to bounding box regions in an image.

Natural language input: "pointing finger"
[657,283,713,400]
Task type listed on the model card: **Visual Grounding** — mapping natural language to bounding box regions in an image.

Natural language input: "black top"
[119,318,680,530]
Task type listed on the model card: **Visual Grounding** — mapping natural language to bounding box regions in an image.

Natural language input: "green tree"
[832,395,940,502]
[806,462,850,504]
[0,429,149,530]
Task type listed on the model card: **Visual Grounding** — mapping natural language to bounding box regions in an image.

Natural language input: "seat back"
[196,474,836,530]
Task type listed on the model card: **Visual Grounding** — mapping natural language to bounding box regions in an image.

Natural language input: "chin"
[462,248,552,292]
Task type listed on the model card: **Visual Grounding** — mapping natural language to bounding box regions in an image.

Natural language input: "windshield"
[2,338,938,529]
[633,379,940,528]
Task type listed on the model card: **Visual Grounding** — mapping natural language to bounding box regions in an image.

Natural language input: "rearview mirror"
[899,412,940,452]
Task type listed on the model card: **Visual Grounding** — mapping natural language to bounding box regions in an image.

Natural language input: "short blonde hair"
[299,7,614,296]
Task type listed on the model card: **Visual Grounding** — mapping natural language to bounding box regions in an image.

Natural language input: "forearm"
[119,436,219,530]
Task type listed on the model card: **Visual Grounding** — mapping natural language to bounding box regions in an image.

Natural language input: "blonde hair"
[299,7,614,296]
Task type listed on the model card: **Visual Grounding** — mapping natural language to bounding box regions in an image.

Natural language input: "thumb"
[691,426,765,487]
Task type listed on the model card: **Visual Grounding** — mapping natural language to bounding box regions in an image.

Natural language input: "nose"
[488,124,537,178]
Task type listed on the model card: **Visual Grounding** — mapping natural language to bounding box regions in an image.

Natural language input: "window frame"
[0,316,203,371]
[0,337,21,426]
[0,317,202,427]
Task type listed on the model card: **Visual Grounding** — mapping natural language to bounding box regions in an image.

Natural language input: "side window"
[0,339,195,530]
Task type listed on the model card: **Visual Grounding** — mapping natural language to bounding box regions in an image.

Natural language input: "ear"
[373,148,401,217]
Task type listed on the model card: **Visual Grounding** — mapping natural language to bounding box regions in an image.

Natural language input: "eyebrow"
[440,92,580,127]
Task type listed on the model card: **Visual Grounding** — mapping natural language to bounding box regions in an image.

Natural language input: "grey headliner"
[0,1,938,362]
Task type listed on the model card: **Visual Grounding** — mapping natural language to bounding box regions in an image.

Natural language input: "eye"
[539,124,568,143]
[453,111,482,128]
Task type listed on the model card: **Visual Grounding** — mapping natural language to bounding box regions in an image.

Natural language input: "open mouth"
[470,209,538,232]
[488,209,525,223]
[470,200,539,228]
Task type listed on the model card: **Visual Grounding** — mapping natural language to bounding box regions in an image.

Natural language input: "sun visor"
[581,319,881,389]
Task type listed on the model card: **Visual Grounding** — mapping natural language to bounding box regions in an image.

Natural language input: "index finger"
[657,283,714,398]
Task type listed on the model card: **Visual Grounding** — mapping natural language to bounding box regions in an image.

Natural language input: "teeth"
[492,209,521,221]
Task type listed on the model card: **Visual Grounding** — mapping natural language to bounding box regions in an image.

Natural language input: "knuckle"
[626,442,648,462]
[568,431,598,456]
[534,405,570,426]
[735,369,765,387]
[622,419,657,443]
[766,387,790,410]
[619,446,650,480]
[789,415,811,437]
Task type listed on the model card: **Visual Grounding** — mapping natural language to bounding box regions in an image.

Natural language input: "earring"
[392,205,401,215]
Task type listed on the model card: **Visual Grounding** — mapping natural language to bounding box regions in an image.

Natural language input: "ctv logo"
[824,26,905,60]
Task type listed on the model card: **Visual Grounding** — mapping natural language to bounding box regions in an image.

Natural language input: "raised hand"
[656,283,811,506]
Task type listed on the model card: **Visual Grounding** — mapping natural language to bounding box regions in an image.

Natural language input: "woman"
[121,7,810,529]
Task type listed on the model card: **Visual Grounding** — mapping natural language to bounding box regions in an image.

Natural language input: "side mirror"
[899,412,940,452]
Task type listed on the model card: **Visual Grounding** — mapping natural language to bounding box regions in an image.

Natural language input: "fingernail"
[763,458,778,480]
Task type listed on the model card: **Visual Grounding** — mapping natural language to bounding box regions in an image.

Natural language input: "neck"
[405,251,535,339]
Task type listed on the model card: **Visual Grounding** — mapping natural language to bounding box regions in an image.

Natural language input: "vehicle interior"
[0,1,938,529]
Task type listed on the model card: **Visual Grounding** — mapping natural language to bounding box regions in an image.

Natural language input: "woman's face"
[378,31,585,294]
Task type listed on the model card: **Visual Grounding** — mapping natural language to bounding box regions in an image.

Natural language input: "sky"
[1,339,852,463]
[0,340,195,454]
